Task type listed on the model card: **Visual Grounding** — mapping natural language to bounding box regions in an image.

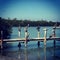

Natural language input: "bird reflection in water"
[37,47,40,60]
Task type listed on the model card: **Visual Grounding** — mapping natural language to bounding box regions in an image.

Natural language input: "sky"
[0,0,60,21]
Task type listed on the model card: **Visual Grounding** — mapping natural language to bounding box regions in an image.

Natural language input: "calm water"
[0,27,60,60]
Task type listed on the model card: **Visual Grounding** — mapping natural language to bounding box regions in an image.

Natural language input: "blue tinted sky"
[0,0,60,21]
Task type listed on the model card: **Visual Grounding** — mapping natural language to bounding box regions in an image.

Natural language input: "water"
[0,27,60,60]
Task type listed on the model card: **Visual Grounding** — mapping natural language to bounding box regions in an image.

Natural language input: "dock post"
[43,28,47,46]
[38,30,40,38]
[52,28,56,47]
[52,28,56,37]
[0,31,3,49]
[18,25,21,38]
[24,26,29,47]
[18,31,21,38]
[18,25,21,48]
[37,26,40,47]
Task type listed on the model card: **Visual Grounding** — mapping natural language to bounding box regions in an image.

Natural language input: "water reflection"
[24,47,28,60]
[18,48,21,59]
[0,46,60,60]
[18,47,28,60]
[52,46,60,60]
[53,46,55,60]
[44,46,46,60]
[37,47,40,60]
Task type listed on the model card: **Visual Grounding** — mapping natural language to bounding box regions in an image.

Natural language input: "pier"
[0,26,60,49]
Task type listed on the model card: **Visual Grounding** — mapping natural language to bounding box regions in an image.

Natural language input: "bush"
[0,17,12,39]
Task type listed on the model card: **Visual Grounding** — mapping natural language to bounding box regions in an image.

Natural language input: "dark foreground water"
[0,27,60,60]
[0,44,60,60]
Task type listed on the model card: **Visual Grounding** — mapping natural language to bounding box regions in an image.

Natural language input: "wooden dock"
[0,27,60,49]
[0,37,60,48]
[53,26,60,29]
[0,37,60,42]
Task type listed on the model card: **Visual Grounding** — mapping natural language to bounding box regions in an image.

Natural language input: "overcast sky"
[0,0,60,21]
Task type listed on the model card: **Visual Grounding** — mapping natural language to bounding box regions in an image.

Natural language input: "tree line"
[1,17,60,27]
